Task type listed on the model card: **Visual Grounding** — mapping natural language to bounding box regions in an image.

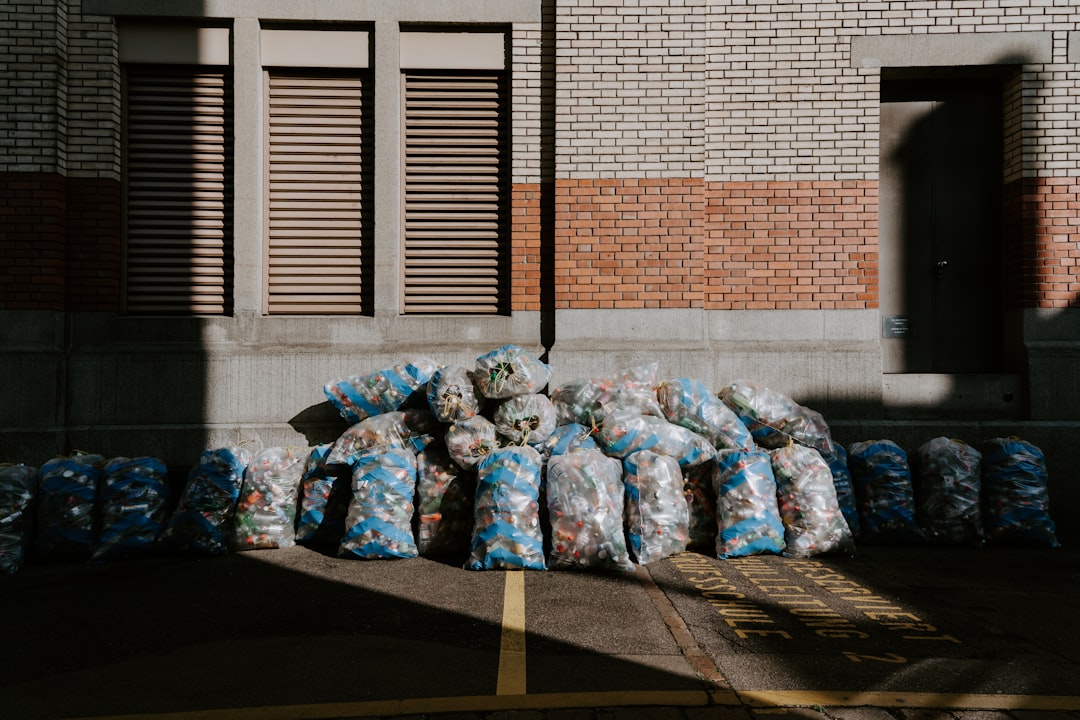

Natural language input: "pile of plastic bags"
[0,347,1063,574]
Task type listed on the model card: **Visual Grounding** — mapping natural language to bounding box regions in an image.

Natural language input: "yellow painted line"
[496,570,528,695]
[735,690,1080,711]
[68,690,712,720]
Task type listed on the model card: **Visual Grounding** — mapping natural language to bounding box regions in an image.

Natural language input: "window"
[401,32,509,314]
[121,26,233,315]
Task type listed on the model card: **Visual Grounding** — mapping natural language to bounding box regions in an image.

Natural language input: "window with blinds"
[123,65,233,315]
[402,71,509,314]
[266,71,374,315]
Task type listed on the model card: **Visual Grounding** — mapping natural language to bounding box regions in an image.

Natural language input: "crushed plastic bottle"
[980,437,1059,548]
[847,439,924,544]
[329,409,439,466]
[494,393,558,446]
[656,378,754,451]
[427,365,484,423]
[550,363,663,427]
[416,444,476,559]
[718,379,835,456]
[296,444,351,547]
[712,449,785,559]
[161,446,252,556]
[474,344,551,399]
[445,414,502,469]
[545,449,632,571]
[533,423,600,461]
[683,460,718,550]
[232,447,306,551]
[770,443,854,558]
[912,437,983,546]
[0,464,37,574]
[623,450,689,564]
[824,444,860,539]
[598,411,716,468]
[466,445,546,570]
[91,456,170,564]
[339,448,419,560]
[324,357,440,424]
[35,452,104,561]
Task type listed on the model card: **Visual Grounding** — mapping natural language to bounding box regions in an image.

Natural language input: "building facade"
[2,0,1079,523]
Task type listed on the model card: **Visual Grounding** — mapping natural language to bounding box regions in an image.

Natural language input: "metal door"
[879,79,1004,374]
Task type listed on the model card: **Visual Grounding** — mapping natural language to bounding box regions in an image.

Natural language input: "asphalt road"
[2,539,1078,720]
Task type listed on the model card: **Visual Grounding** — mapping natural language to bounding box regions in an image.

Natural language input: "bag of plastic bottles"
[712,449,786,559]
[466,445,546,570]
[427,365,484,423]
[445,415,501,469]
[90,457,170,564]
[684,461,718,550]
[324,356,440,424]
[296,444,352,547]
[329,409,439,466]
[912,437,983,546]
[339,448,418,560]
[533,423,600,461]
[598,411,716,468]
[551,363,663,428]
[474,344,551,399]
[545,449,633,571]
[980,437,1059,548]
[847,440,923,544]
[0,464,37,574]
[623,450,689,564]
[824,445,860,538]
[657,378,754,451]
[415,444,476,559]
[770,444,854,558]
[232,447,306,551]
[718,379,835,455]
[161,446,252,556]
[494,393,558,446]
[35,452,104,561]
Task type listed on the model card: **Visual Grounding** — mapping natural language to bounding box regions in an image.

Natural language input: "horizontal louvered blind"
[124,66,232,315]
[267,72,372,314]
[403,72,508,314]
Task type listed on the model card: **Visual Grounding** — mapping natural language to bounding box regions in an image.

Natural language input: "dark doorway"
[879,74,1005,374]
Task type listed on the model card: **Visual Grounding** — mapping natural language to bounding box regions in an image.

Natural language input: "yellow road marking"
[496,570,528,695]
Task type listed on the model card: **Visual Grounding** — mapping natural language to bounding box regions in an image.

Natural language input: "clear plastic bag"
[533,423,600,461]
[296,444,351,547]
[339,448,418,559]
[718,379,835,455]
[161,446,252,556]
[427,365,484,423]
[770,444,854,558]
[623,450,689,564]
[466,446,546,570]
[598,411,716,468]
[550,363,663,427]
[35,452,104,561]
[494,393,558,446]
[657,378,754,451]
[324,357,440,424]
[91,457,170,564]
[546,449,633,571]
[474,344,552,399]
[0,464,37,574]
[328,409,439,466]
[684,461,718,550]
[445,415,501,469]
[912,437,983,546]
[847,440,923,544]
[416,444,476,559]
[824,445,860,538]
[712,449,785,559]
[980,437,1059,548]
[232,447,306,551]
